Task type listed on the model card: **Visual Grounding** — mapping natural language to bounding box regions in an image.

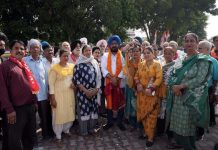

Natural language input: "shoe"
[146,141,154,147]
[103,123,113,130]
[117,123,126,131]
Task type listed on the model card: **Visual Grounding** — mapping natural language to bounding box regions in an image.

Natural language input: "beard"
[111,47,118,52]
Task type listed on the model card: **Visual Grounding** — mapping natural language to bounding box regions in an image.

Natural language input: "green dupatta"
[165,54,212,130]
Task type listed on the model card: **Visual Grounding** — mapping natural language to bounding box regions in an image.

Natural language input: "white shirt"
[101,52,125,79]
[42,57,59,73]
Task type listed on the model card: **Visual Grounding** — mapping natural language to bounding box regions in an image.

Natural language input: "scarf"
[105,49,124,111]
[165,54,211,131]
[77,54,101,88]
[70,53,79,64]
[9,56,39,94]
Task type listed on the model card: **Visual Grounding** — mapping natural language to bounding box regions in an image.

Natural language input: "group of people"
[0,31,218,150]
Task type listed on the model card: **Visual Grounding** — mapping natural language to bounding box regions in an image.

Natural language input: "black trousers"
[2,104,36,150]
[37,100,53,138]
[107,108,124,125]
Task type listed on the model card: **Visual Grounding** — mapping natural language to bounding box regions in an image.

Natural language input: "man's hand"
[111,77,118,86]
[70,82,76,89]
[7,111,16,124]
[172,85,184,96]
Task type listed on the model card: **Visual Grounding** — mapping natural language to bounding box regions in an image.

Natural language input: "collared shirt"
[100,52,125,79]
[208,56,218,87]
[0,60,37,113]
[24,56,48,101]
[42,57,59,73]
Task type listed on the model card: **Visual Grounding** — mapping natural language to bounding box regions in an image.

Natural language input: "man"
[0,40,38,150]
[61,41,71,52]
[211,35,218,59]
[101,35,126,131]
[198,40,218,127]
[24,39,53,139]
[42,41,59,72]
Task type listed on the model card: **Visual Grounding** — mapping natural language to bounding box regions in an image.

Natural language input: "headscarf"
[107,35,121,46]
[27,39,42,51]
[96,39,107,48]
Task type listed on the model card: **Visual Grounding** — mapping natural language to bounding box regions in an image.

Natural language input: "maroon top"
[0,60,37,114]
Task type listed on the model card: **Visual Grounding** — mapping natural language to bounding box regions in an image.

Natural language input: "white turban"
[80,37,88,45]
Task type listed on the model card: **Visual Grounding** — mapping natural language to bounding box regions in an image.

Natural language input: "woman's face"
[93,49,101,60]
[128,49,133,58]
[73,43,81,56]
[132,48,141,60]
[143,49,154,61]
[83,47,92,58]
[60,51,70,63]
[184,35,198,52]
[164,48,174,62]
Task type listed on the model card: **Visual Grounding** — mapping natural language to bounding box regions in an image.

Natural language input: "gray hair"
[169,41,178,48]
[199,40,212,51]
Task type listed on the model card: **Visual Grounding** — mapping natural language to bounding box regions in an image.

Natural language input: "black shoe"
[146,141,154,147]
[103,123,113,130]
[117,123,126,131]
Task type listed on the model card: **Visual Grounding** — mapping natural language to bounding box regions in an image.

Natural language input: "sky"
[135,0,218,40]
[206,0,218,39]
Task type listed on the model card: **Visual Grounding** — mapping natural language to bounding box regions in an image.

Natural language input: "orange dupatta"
[105,49,123,110]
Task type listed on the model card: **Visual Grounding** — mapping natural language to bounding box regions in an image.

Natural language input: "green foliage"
[0,0,217,44]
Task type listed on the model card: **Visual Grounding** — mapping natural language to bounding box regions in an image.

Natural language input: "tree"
[133,0,218,42]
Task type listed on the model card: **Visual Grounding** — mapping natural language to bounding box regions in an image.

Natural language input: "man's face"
[213,37,218,48]
[30,44,41,58]
[198,44,209,55]
[110,41,119,52]
[62,42,71,52]
[10,42,25,61]
[43,47,54,59]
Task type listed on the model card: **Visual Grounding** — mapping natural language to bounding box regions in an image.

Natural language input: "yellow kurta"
[48,63,75,124]
[134,60,163,140]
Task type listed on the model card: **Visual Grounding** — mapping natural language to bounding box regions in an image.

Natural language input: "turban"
[41,41,51,51]
[80,37,88,45]
[107,35,121,46]
[27,39,42,51]
[96,39,107,48]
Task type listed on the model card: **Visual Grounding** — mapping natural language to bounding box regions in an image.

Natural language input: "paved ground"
[33,117,218,150]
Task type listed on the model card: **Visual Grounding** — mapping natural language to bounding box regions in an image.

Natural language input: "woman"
[73,45,101,135]
[69,40,82,64]
[48,49,75,142]
[125,46,141,129]
[134,46,163,147]
[166,33,211,150]
[92,46,101,62]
